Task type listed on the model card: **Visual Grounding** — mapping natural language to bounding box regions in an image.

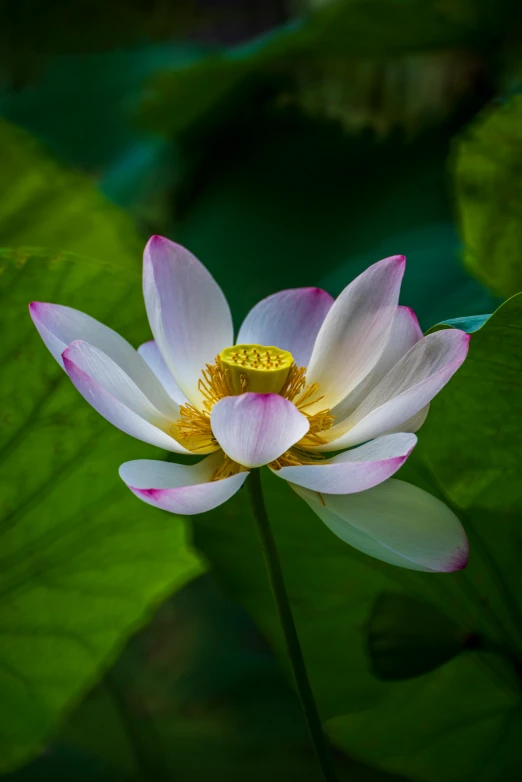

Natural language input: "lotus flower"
[30,236,470,571]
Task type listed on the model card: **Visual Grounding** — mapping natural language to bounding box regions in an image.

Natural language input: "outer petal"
[120,452,248,515]
[143,236,233,408]
[320,329,470,450]
[305,255,405,411]
[294,479,469,572]
[211,393,309,468]
[63,341,193,453]
[275,433,416,494]
[237,288,334,367]
[330,305,423,423]
[138,340,186,404]
[30,302,148,378]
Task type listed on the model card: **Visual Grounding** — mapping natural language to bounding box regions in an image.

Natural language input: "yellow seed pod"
[220,344,294,395]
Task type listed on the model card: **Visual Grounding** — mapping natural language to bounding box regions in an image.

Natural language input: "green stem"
[247,469,339,782]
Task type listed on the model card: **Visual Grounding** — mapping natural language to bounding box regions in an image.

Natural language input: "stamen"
[172,345,334,474]
[211,456,245,481]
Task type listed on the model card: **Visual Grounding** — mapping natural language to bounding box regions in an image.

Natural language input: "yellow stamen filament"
[171,345,334,478]
[211,455,245,481]
[172,403,216,453]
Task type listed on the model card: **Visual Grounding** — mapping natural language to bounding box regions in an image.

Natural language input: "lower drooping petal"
[119,452,248,515]
[275,433,416,494]
[236,287,334,368]
[63,341,192,453]
[319,329,470,450]
[211,393,310,468]
[138,340,187,404]
[293,479,469,572]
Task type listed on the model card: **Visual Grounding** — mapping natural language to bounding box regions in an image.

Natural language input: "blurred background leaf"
[454,94,522,297]
[367,593,476,681]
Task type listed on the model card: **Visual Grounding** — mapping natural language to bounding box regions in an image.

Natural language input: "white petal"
[275,433,416,494]
[321,329,470,450]
[138,340,187,404]
[237,287,334,367]
[63,341,192,453]
[143,236,233,408]
[330,305,423,424]
[119,452,248,515]
[211,393,309,468]
[29,301,178,416]
[305,255,405,411]
[294,479,469,572]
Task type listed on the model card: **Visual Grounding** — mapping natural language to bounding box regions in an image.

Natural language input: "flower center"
[219,344,294,394]
[171,347,334,473]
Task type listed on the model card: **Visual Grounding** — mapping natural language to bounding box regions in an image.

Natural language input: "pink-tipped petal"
[237,287,334,367]
[210,393,309,468]
[275,433,416,493]
[138,340,187,404]
[29,301,178,415]
[120,452,248,515]
[306,255,406,411]
[294,479,469,572]
[30,301,138,372]
[321,329,470,450]
[63,341,192,453]
[143,236,233,408]
[330,305,423,424]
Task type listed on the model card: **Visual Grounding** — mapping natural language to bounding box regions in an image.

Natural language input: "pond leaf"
[367,593,475,680]
[0,120,203,772]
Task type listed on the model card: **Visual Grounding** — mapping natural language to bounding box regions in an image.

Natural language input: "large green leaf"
[454,94,522,298]
[191,294,522,780]
[0,121,203,772]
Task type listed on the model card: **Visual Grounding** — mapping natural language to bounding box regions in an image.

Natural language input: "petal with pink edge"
[63,341,193,454]
[138,340,186,404]
[143,236,233,408]
[322,329,470,449]
[119,453,248,515]
[275,433,416,493]
[29,301,178,415]
[294,479,469,572]
[237,287,333,367]
[330,305,423,424]
[211,393,309,468]
[305,255,405,411]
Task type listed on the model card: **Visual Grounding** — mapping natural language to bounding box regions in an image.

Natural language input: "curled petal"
[30,302,142,374]
[275,433,416,494]
[211,393,309,468]
[143,235,233,408]
[306,255,405,411]
[120,452,248,515]
[63,341,191,453]
[237,287,333,367]
[294,479,469,572]
[321,329,470,450]
[331,305,423,424]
